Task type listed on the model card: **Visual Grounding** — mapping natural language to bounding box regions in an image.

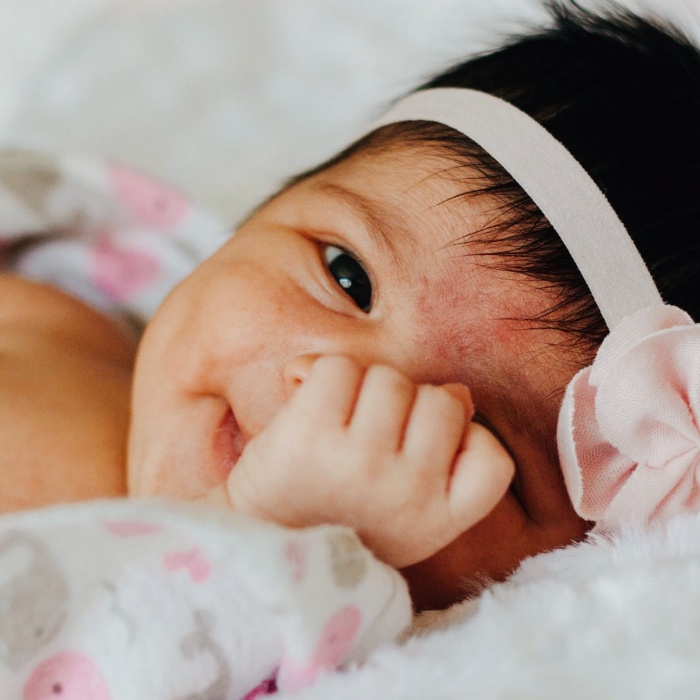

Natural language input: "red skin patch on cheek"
[428,322,472,363]
[410,270,531,385]
[412,274,484,365]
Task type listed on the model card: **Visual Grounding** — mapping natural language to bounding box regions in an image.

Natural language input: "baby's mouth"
[211,405,246,481]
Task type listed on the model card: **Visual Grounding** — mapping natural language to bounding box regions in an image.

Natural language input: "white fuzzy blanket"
[282,515,700,699]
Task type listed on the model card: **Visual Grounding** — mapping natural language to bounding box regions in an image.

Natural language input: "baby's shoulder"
[0,274,135,513]
[0,274,137,361]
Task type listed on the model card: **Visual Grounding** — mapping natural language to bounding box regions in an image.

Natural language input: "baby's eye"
[323,245,372,312]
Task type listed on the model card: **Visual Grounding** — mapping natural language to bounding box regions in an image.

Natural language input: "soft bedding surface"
[6,496,700,699]
[279,515,700,699]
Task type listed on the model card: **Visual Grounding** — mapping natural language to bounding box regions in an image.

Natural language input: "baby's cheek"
[411,268,552,378]
[410,275,492,370]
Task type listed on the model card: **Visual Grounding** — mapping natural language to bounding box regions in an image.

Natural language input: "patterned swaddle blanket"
[0,499,411,699]
[0,149,228,325]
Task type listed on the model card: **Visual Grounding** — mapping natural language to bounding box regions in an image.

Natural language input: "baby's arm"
[0,275,136,512]
[208,355,514,568]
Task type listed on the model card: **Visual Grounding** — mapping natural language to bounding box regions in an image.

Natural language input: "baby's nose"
[282,354,320,392]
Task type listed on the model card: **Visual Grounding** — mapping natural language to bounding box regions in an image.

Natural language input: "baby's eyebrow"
[312,182,410,265]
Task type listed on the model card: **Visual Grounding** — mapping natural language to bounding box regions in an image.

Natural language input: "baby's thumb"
[448,422,515,531]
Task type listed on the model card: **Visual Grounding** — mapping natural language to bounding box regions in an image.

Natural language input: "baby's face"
[129,145,590,609]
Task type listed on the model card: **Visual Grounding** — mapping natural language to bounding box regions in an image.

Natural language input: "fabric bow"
[558,304,700,532]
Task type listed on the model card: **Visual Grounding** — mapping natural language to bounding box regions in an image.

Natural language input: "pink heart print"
[108,163,190,229]
[90,236,160,302]
[278,605,362,693]
[163,547,212,583]
[23,651,111,700]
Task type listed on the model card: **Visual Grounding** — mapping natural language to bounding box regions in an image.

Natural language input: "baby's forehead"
[279,145,497,246]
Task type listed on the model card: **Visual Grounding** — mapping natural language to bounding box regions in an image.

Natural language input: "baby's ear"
[441,383,475,422]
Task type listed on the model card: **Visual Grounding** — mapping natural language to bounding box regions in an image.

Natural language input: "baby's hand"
[213,355,514,568]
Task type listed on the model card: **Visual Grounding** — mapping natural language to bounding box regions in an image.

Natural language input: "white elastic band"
[370,88,664,330]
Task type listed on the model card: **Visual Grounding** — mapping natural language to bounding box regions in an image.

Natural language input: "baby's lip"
[211,405,246,482]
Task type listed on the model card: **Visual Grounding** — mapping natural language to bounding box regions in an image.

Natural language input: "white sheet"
[4,0,695,223]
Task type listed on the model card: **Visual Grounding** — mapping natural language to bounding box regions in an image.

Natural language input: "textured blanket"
[4,497,699,698]
[0,499,411,699]
[278,514,700,699]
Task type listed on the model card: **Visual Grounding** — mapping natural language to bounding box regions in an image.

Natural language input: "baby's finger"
[441,383,475,422]
[287,354,364,427]
[349,364,416,451]
[447,422,515,530]
[402,384,468,469]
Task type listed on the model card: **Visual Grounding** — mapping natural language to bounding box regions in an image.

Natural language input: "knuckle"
[326,354,360,374]
[312,355,363,389]
[308,354,343,379]
[421,384,465,421]
[365,363,412,392]
[437,387,467,423]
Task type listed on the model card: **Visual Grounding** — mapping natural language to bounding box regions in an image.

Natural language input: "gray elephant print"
[0,531,70,670]
[176,609,232,700]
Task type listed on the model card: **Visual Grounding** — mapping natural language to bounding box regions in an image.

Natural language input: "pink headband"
[371,88,664,329]
[372,88,700,532]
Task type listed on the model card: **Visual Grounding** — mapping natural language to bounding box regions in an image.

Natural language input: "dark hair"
[301,1,700,354]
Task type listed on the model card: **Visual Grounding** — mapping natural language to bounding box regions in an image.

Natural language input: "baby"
[2,0,700,618]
